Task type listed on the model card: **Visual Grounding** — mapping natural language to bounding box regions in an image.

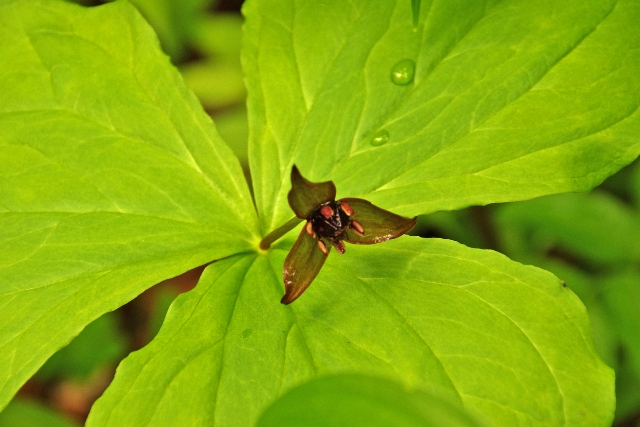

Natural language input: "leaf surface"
[601,273,640,381]
[88,237,613,427]
[36,312,126,381]
[0,398,78,427]
[0,0,257,408]
[494,192,640,265]
[243,0,640,233]
[127,0,215,61]
[257,374,487,427]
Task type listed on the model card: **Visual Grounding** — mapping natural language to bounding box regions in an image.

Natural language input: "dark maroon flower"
[281,166,416,304]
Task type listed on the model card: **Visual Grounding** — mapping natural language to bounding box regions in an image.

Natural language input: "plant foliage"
[1,0,639,425]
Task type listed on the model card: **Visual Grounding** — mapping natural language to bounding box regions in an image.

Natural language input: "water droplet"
[390,59,415,85]
[370,129,389,146]
[241,328,253,338]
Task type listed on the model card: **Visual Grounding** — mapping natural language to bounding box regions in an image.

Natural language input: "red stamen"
[317,239,328,255]
[351,220,365,236]
[340,202,353,216]
[320,205,334,218]
[305,221,315,237]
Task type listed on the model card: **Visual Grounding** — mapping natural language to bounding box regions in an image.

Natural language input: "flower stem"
[259,217,303,250]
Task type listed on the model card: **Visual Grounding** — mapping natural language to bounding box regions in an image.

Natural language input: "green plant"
[256,374,486,427]
[0,397,79,427]
[1,0,639,425]
[492,176,640,424]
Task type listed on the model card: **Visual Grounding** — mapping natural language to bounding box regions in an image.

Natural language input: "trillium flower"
[281,166,417,304]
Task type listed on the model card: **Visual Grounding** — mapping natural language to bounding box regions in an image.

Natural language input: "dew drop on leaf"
[370,129,390,146]
[390,59,415,85]
[241,328,253,338]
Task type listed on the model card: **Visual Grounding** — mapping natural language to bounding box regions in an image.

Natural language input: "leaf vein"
[374,0,619,191]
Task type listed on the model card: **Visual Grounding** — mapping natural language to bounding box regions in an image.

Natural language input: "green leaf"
[243,0,640,234]
[256,374,487,427]
[214,106,249,168]
[191,14,243,60]
[601,272,640,380]
[88,238,613,427]
[181,14,246,109]
[495,192,640,265]
[597,271,640,422]
[0,398,79,427]
[411,210,485,250]
[0,0,257,409]
[127,0,217,61]
[632,160,640,206]
[36,312,126,381]
[530,262,621,371]
[614,358,640,422]
[146,286,182,342]
[180,60,245,110]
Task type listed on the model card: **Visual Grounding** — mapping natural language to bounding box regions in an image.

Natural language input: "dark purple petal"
[281,228,330,304]
[338,198,417,244]
[288,166,336,219]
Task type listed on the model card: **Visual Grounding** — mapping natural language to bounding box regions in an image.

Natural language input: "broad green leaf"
[127,0,217,61]
[511,259,620,372]
[614,358,640,422]
[191,14,244,60]
[88,238,613,427]
[36,312,126,381]
[147,287,182,342]
[495,192,640,265]
[214,106,249,168]
[243,0,640,234]
[596,158,639,206]
[632,160,640,206]
[0,398,78,427]
[257,374,487,427]
[181,60,245,109]
[181,14,246,109]
[0,0,257,409]
[601,273,640,380]
[598,272,640,422]
[411,210,485,250]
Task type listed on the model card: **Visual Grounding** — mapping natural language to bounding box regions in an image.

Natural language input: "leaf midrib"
[260,1,370,232]
[21,23,256,229]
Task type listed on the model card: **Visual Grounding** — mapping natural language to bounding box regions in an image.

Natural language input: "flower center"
[309,201,350,240]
